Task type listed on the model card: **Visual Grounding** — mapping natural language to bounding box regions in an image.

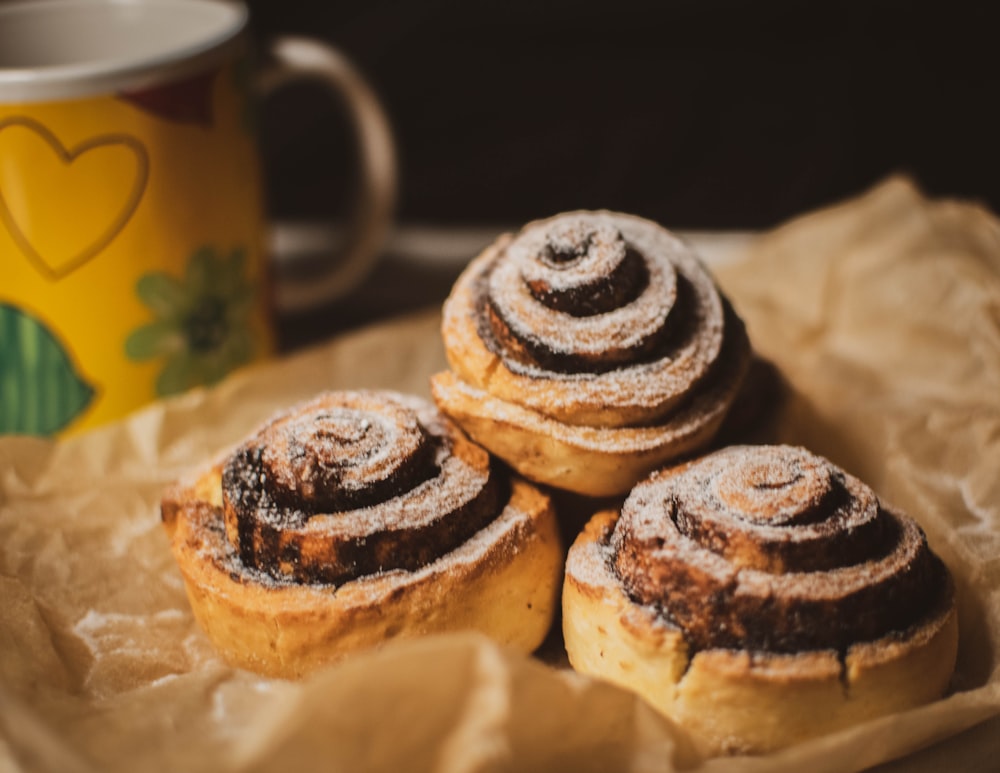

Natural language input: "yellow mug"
[0,0,395,436]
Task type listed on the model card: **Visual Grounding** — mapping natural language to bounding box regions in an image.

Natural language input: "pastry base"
[430,371,725,497]
[562,511,959,755]
[163,466,563,679]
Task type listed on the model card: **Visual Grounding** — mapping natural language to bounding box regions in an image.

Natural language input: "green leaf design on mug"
[125,246,257,396]
[0,302,95,435]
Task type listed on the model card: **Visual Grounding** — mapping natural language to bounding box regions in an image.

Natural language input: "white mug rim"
[0,0,248,103]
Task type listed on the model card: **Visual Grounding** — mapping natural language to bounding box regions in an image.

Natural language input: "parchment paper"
[1,177,998,772]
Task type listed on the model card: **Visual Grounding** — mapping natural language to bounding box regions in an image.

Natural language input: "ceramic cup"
[0,0,395,436]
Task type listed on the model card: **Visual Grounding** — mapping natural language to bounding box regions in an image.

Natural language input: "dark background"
[248,0,999,231]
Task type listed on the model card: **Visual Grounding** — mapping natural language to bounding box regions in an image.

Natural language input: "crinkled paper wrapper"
[2,178,999,772]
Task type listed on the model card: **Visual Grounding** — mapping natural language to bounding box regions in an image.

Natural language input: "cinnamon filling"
[517,220,650,316]
[481,215,695,374]
[483,269,702,374]
[611,446,952,653]
[221,392,507,584]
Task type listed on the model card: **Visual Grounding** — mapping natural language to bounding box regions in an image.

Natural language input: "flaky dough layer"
[431,371,726,497]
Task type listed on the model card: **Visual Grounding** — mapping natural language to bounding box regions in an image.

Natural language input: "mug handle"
[258,37,396,313]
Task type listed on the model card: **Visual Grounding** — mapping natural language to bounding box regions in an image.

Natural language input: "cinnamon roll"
[431,211,752,497]
[161,391,562,678]
[563,446,958,755]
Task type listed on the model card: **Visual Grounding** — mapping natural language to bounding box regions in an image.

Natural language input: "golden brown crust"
[162,391,563,678]
[562,448,959,755]
[430,371,725,498]
[434,211,752,497]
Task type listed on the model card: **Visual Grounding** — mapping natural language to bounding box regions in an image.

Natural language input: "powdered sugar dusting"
[184,477,535,598]
[512,216,628,293]
[440,211,748,429]
[606,445,946,653]
[486,212,720,383]
[656,446,882,550]
[304,440,486,535]
[219,390,508,583]
[489,214,679,357]
[259,392,426,502]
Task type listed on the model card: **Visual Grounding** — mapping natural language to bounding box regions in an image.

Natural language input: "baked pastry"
[161,390,562,678]
[431,210,752,496]
[563,445,958,755]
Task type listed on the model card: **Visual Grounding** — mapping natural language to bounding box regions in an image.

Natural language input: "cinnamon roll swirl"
[431,211,752,496]
[162,391,562,678]
[563,446,958,754]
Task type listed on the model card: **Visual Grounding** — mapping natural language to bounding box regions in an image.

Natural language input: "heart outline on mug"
[0,115,149,281]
